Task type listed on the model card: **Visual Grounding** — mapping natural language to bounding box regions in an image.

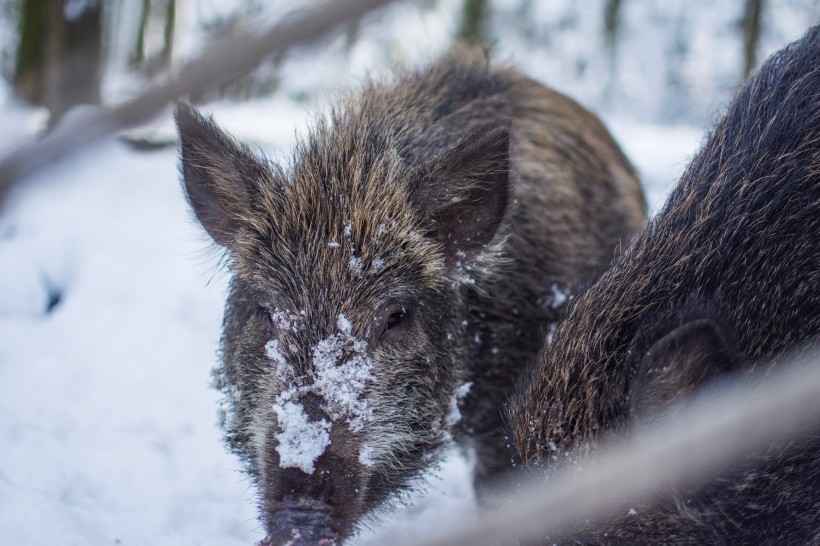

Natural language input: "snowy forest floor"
[0,89,703,545]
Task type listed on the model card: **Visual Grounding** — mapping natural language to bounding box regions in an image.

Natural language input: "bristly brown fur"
[177,46,646,544]
[509,26,820,544]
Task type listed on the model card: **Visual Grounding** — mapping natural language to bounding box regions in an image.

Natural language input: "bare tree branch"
[411,351,820,546]
[0,0,399,210]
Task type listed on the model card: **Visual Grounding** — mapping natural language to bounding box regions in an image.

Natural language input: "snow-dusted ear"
[630,318,738,421]
[415,121,511,270]
[175,103,271,248]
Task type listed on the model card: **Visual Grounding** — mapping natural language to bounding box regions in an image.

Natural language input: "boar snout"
[264,499,336,546]
[263,452,367,544]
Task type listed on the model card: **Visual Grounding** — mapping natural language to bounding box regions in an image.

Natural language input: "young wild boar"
[510,25,820,544]
[176,48,646,544]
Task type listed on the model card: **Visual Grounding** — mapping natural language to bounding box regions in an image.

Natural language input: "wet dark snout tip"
[265,500,338,546]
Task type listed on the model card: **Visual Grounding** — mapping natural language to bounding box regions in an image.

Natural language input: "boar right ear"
[415,121,511,269]
[175,103,270,248]
[629,318,738,421]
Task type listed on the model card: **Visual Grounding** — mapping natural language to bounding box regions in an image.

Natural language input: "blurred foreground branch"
[0,0,398,211]
[412,350,820,546]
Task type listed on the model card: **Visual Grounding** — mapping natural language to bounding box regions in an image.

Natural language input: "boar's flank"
[177,47,646,545]
[510,24,820,545]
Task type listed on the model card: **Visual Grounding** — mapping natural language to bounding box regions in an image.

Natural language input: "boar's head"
[175,104,511,543]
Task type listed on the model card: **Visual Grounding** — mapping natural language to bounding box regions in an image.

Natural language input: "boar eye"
[387,309,406,329]
[258,305,275,335]
[380,304,411,341]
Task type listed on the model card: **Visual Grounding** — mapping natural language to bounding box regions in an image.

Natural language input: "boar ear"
[175,103,270,248]
[417,121,511,268]
[629,319,738,420]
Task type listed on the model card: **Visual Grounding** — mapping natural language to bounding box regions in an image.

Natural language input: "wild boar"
[176,48,646,544]
[510,25,820,544]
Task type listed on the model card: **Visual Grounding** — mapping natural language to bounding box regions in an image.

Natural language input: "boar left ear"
[175,103,271,248]
[629,318,739,421]
[416,121,511,269]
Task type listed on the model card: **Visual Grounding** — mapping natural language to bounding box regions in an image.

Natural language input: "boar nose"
[299,392,328,422]
[298,392,361,464]
[266,499,336,546]
[265,450,369,544]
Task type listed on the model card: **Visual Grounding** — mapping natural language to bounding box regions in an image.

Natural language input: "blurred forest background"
[0,0,817,131]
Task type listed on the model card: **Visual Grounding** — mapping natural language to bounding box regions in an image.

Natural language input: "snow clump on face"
[271,308,301,333]
[311,314,374,432]
[267,313,375,473]
[348,255,364,277]
[272,400,331,474]
[358,444,376,467]
[265,339,288,375]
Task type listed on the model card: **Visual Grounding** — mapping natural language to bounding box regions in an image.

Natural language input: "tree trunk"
[132,0,176,74]
[742,0,763,80]
[604,0,622,56]
[457,0,490,46]
[13,0,103,124]
[603,0,623,104]
[131,0,151,69]
[55,0,103,119]
[13,0,49,105]
[159,0,175,67]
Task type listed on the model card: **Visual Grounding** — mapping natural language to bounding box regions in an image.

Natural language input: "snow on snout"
[272,400,331,474]
[268,314,375,473]
[311,315,374,432]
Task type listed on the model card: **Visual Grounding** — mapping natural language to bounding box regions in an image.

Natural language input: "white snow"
[337,314,352,334]
[545,323,559,345]
[272,401,332,475]
[446,381,474,427]
[358,444,376,467]
[348,255,364,277]
[550,283,570,309]
[311,315,374,432]
[0,109,258,545]
[271,308,301,334]
[264,313,373,473]
[265,339,288,371]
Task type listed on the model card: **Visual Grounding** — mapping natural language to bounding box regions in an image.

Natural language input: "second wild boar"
[510,24,820,545]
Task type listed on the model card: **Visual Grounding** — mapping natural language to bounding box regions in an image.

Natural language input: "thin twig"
[0,0,398,209]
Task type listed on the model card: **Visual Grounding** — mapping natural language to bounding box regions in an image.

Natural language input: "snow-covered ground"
[0,4,811,543]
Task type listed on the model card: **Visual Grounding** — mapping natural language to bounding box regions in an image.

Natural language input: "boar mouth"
[264,499,339,546]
